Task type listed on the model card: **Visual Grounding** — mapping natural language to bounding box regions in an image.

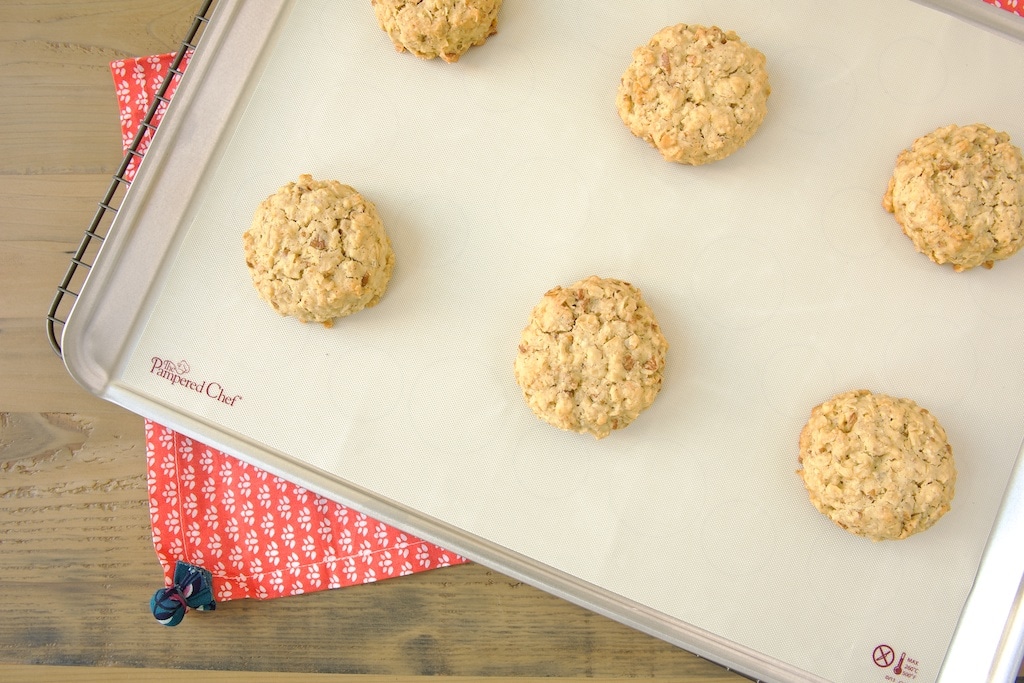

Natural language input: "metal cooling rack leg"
[46,0,217,357]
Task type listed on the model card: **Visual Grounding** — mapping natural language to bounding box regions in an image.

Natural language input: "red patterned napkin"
[111,53,465,604]
[111,54,177,182]
[145,421,464,600]
[986,0,1024,16]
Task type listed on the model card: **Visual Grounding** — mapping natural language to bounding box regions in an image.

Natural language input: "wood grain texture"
[0,667,743,683]
[0,1,1019,681]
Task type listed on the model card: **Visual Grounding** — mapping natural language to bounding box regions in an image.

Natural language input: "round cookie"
[243,174,395,327]
[616,23,771,165]
[513,276,668,440]
[797,389,956,541]
[371,0,502,63]
[883,123,1024,271]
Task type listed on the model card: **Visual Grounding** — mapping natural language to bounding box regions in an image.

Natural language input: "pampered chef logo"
[150,357,242,407]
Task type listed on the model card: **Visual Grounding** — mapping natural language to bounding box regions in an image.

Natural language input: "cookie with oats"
[616,23,771,165]
[243,174,395,327]
[371,0,502,63]
[797,389,956,541]
[514,276,668,440]
[883,123,1024,271]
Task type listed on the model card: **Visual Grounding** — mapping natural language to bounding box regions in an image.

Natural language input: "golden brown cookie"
[797,389,956,541]
[514,276,668,439]
[243,174,395,327]
[883,123,1024,271]
[371,0,501,63]
[616,23,771,165]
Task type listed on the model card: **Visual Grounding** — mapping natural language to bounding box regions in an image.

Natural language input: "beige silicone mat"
[66,1,1024,681]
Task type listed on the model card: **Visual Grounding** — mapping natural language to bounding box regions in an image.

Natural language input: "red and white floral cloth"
[111,52,190,183]
[145,421,464,601]
[986,0,1023,16]
[115,0,1021,604]
[112,53,466,603]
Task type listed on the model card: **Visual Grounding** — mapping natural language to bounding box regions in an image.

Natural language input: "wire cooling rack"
[46,0,218,357]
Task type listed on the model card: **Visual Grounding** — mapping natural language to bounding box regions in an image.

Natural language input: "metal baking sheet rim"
[912,0,1024,43]
[60,1,1024,681]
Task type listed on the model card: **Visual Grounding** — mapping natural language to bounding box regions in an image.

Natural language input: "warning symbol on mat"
[873,644,895,668]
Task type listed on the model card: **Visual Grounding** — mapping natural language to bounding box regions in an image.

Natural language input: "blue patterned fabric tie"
[151,561,216,626]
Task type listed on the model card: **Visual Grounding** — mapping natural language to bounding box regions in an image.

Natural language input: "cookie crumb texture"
[243,174,395,327]
[883,123,1024,271]
[371,0,501,63]
[798,390,956,541]
[514,276,668,440]
[616,23,770,165]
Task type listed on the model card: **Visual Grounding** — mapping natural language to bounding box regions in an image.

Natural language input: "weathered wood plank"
[0,0,197,174]
[0,666,743,683]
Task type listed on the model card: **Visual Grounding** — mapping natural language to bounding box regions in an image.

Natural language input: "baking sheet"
[63,1,1024,681]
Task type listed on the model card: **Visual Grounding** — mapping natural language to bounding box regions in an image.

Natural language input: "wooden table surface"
[1,2,1021,682]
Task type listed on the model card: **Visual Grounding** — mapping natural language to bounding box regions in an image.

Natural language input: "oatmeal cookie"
[371,0,501,63]
[514,276,668,439]
[883,123,1024,271]
[243,174,395,327]
[616,23,771,165]
[797,389,956,541]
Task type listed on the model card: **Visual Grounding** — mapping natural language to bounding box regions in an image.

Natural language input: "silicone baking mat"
[68,1,1024,681]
